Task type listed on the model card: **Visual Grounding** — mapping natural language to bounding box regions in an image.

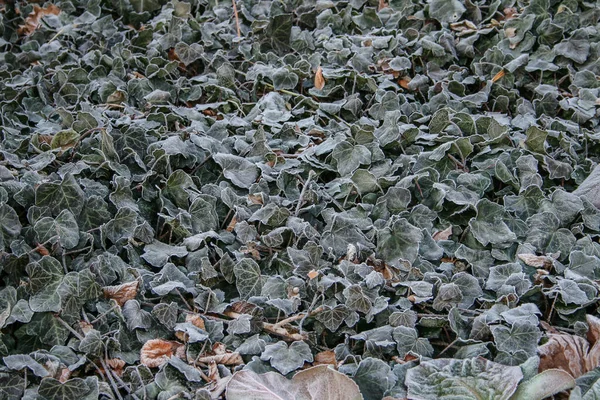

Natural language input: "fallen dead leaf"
[491,69,506,83]
[18,4,61,36]
[432,226,452,241]
[314,350,337,366]
[518,253,552,268]
[503,7,518,20]
[103,280,139,306]
[140,339,185,368]
[197,352,243,366]
[106,358,126,376]
[248,194,263,204]
[314,66,325,90]
[505,27,517,38]
[378,0,387,11]
[307,269,319,280]
[398,76,412,90]
[34,243,50,256]
[226,216,237,232]
[58,368,71,383]
[539,315,600,378]
[186,313,206,330]
[79,321,93,335]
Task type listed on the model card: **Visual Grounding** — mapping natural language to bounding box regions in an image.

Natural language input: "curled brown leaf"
[197,352,243,366]
[432,226,452,241]
[314,66,325,90]
[140,339,185,368]
[103,280,139,306]
[18,4,61,36]
[539,314,600,378]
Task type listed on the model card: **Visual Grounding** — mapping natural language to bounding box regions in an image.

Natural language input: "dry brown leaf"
[539,334,589,378]
[432,226,452,241]
[79,321,93,335]
[186,313,206,330]
[518,253,552,268]
[207,360,219,382]
[18,4,61,36]
[539,314,600,378]
[58,368,72,383]
[314,66,325,90]
[103,280,139,306]
[398,76,412,90]
[491,69,506,83]
[503,7,518,19]
[212,342,227,355]
[314,350,336,366]
[34,243,50,256]
[378,0,387,11]
[248,194,263,204]
[505,27,517,38]
[196,352,243,366]
[106,359,126,376]
[307,269,319,280]
[140,339,184,368]
[226,216,237,232]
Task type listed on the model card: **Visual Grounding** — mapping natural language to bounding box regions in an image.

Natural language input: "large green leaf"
[405,358,523,400]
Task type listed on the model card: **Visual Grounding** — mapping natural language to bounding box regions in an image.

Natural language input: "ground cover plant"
[1,0,600,398]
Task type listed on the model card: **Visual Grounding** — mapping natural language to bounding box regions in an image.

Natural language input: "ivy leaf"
[3,354,50,377]
[332,141,371,176]
[0,203,21,250]
[315,305,353,332]
[234,258,264,299]
[393,326,434,358]
[213,154,260,189]
[491,321,542,356]
[376,218,423,265]
[260,341,313,375]
[405,358,523,400]
[428,0,466,24]
[37,377,98,400]
[141,240,188,268]
[34,209,80,249]
[35,174,85,216]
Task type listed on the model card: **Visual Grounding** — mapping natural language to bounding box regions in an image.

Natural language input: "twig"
[223,310,308,341]
[295,170,316,216]
[437,338,458,357]
[232,0,241,38]
[273,305,324,329]
[54,315,84,340]
[99,358,124,400]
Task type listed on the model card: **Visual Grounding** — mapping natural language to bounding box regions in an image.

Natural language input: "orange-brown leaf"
[314,66,325,90]
[226,216,237,232]
[398,76,412,90]
[106,359,126,376]
[140,339,184,368]
[18,4,61,36]
[518,253,551,268]
[307,269,319,280]
[35,243,50,256]
[492,69,506,83]
[539,315,600,378]
[314,350,336,366]
[196,352,243,366]
[103,281,139,306]
[432,226,452,241]
[186,313,206,330]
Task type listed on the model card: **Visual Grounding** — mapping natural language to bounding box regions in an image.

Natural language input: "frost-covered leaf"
[405,358,523,400]
[260,341,313,375]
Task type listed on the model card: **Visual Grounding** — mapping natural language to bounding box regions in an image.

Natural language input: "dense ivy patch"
[1,0,600,398]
